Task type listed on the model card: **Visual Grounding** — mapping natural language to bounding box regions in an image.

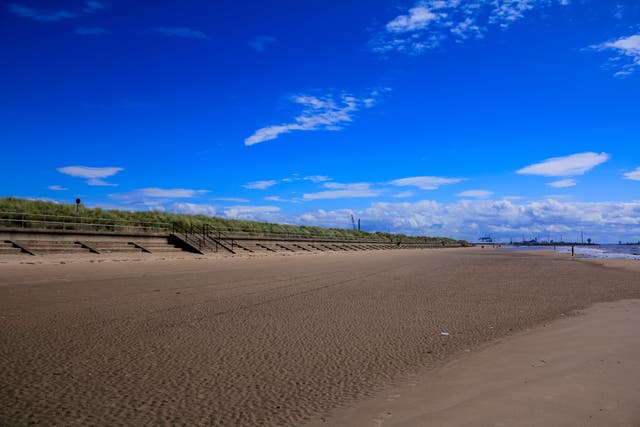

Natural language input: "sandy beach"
[306,298,640,426]
[1,248,639,426]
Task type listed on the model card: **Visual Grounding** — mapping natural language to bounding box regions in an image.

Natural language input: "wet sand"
[306,299,640,426]
[1,248,639,425]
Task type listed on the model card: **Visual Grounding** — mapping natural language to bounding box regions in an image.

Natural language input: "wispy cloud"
[245,175,333,191]
[248,35,276,52]
[213,197,250,203]
[264,196,302,203]
[303,182,380,200]
[457,190,494,198]
[305,175,331,183]
[244,180,278,190]
[75,27,108,36]
[613,5,624,20]
[48,185,68,191]
[264,196,285,202]
[8,1,104,22]
[517,152,610,177]
[390,176,466,190]
[171,202,217,216]
[109,188,208,210]
[547,179,577,188]
[154,27,209,40]
[112,188,208,199]
[244,89,388,146]
[392,191,415,198]
[590,33,640,77]
[223,205,281,220]
[371,0,568,55]
[83,1,105,13]
[386,5,439,33]
[7,3,78,21]
[57,166,123,186]
[623,167,640,181]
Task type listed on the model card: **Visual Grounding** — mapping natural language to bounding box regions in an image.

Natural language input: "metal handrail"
[172,222,391,243]
[0,211,170,228]
[0,218,169,233]
[1,213,456,245]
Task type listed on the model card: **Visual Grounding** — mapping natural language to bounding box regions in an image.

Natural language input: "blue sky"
[1,0,639,242]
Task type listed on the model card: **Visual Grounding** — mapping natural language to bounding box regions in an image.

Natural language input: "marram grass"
[0,197,467,245]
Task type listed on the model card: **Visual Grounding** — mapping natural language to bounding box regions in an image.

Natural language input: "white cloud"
[371,0,568,54]
[213,197,250,203]
[264,196,302,203]
[7,3,78,21]
[303,182,381,200]
[83,1,104,13]
[393,191,415,198]
[517,152,610,177]
[248,35,276,52]
[305,175,332,183]
[244,180,278,190]
[282,175,332,183]
[48,185,68,191]
[457,190,494,198]
[547,179,577,188]
[164,195,640,242]
[171,203,217,216]
[112,188,208,200]
[386,6,439,33]
[57,165,123,186]
[223,205,281,220]
[390,176,466,190]
[7,1,104,22]
[613,5,624,20]
[243,175,331,190]
[623,167,640,181]
[293,198,640,242]
[154,27,208,40]
[590,33,640,77]
[75,27,108,35]
[489,0,538,28]
[244,90,386,146]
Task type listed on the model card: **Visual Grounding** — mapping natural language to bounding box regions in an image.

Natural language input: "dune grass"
[0,197,467,245]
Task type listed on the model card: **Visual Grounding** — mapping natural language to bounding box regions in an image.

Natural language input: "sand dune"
[1,248,639,425]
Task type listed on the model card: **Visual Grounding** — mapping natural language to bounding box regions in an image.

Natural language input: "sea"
[502,244,640,260]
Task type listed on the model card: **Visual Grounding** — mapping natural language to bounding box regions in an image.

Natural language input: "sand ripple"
[1,249,639,425]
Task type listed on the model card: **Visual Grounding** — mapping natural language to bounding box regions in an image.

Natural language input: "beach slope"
[1,249,639,425]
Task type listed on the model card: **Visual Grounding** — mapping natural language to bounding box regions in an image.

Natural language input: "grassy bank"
[0,197,467,245]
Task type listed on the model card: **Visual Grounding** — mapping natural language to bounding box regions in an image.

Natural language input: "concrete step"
[305,244,326,251]
[12,241,88,253]
[95,247,143,254]
[274,243,296,252]
[238,242,277,252]
[33,248,89,254]
[16,241,76,247]
[0,246,22,255]
[130,240,184,253]
[146,247,185,253]
[232,243,255,253]
[291,243,313,252]
[73,242,141,253]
